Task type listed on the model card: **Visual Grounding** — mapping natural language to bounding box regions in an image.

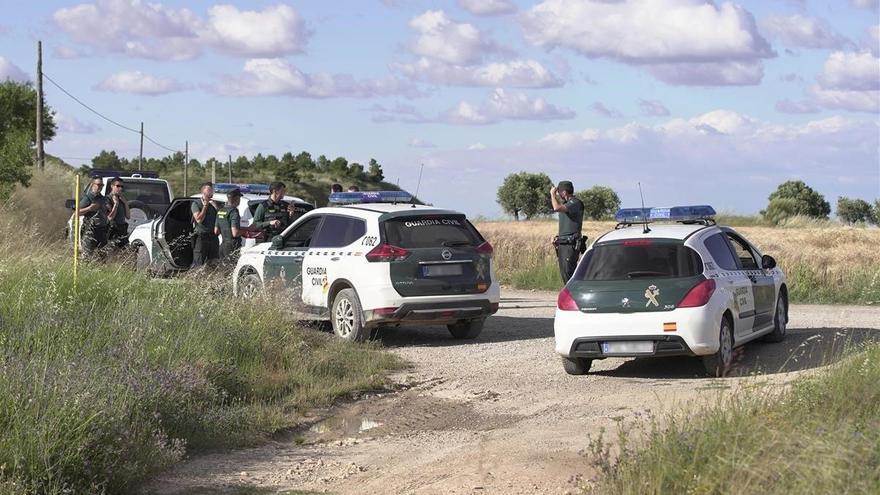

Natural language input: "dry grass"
[476,220,880,304]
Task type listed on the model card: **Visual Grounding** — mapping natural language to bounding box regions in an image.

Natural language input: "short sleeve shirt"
[79,191,109,227]
[191,201,218,235]
[108,195,127,225]
[558,197,584,237]
[216,206,241,241]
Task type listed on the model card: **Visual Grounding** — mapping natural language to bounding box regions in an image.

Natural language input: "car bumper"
[554,304,724,358]
[361,284,501,325]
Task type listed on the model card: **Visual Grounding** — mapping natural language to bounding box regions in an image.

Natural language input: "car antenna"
[638,181,650,234]
[411,163,424,208]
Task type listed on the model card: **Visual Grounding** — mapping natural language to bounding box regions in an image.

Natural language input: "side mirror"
[64,199,76,210]
[761,254,777,270]
[270,235,283,250]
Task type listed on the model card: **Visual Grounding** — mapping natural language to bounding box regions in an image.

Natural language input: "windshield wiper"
[627,271,667,278]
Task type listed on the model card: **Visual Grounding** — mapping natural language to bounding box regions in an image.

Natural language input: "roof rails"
[329,191,413,205]
[89,168,160,179]
[615,205,717,228]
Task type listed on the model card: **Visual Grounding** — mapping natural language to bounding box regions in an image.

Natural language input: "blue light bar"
[615,205,716,224]
[329,191,413,204]
[213,183,271,195]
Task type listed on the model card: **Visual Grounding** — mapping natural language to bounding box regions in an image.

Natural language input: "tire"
[562,357,592,375]
[135,244,150,272]
[239,273,263,299]
[128,200,157,220]
[703,317,734,377]
[447,318,485,340]
[332,288,369,342]
[763,294,788,343]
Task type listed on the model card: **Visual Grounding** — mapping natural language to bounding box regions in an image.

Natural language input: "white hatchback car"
[554,206,788,377]
[233,191,500,341]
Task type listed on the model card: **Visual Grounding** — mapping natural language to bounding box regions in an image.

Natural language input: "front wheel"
[703,317,734,377]
[332,288,369,342]
[239,273,262,299]
[763,294,788,343]
[447,318,485,339]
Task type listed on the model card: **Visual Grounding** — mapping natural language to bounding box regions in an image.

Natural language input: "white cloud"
[0,56,28,82]
[55,113,100,134]
[762,14,853,50]
[394,57,562,88]
[521,0,773,86]
[95,71,189,95]
[409,138,437,148]
[850,0,879,11]
[408,10,500,65]
[591,102,623,118]
[639,99,671,117]
[866,26,879,56]
[775,99,820,114]
[213,58,418,98]
[457,0,516,16]
[810,51,880,112]
[53,1,309,60]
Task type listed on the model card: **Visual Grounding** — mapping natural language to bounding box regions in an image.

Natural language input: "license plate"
[601,341,654,354]
[423,264,463,277]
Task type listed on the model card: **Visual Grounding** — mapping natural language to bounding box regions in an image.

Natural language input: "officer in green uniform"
[252,181,293,238]
[215,188,243,262]
[550,180,585,283]
[77,176,111,257]
[106,177,131,249]
[191,182,220,267]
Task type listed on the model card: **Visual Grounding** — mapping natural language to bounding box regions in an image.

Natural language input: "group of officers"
[77,176,133,255]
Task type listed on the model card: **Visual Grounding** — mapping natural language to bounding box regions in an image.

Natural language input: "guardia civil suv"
[555,206,788,377]
[233,191,500,341]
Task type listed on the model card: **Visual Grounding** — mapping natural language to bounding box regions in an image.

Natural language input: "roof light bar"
[615,205,716,224]
[329,191,413,204]
[213,183,271,195]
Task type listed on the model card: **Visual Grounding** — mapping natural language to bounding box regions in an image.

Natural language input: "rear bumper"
[363,298,499,325]
[567,335,696,359]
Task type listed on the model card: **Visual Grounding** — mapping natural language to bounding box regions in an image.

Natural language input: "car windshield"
[115,180,170,205]
[575,239,703,281]
[383,215,481,249]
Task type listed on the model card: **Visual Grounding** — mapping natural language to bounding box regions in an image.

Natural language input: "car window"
[312,215,366,248]
[704,233,739,271]
[725,232,759,270]
[383,216,481,249]
[115,180,170,205]
[283,216,321,249]
[575,240,703,281]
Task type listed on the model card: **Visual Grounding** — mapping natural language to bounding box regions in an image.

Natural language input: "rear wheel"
[332,289,369,342]
[447,318,485,339]
[763,294,788,343]
[239,273,262,299]
[703,317,734,377]
[562,357,592,375]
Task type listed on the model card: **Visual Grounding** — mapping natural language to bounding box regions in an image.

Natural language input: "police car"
[233,191,500,341]
[554,206,788,377]
[129,183,313,273]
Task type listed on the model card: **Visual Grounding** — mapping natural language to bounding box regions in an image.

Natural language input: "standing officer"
[77,176,111,258]
[191,182,220,267]
[107,177,130,249]
[215,187,243,263]
[550,180,584,283]
[252,181,293,238]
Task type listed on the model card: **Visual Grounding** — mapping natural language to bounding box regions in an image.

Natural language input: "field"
[476,220,880,305]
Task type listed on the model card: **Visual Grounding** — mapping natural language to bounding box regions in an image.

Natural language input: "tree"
[875,200,880,226]
[295,151,315,171]
[762,197,800,225]
[496,172,553,220]
[761,180,830,221]
[348,162,365,180]
[0,81,57,198]
[578,185,621,220]
[0,130,31,200]
[837,197,876,225]
[368,158,384,181]
[316,155,330,172]
[90,150,127,170]
[330,156,349,176]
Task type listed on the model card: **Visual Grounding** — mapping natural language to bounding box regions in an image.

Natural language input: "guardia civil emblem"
[644,285,660,307]
[621,297,631,308]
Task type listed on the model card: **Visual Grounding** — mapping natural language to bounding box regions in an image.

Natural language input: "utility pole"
[35,41,44,169]
[211,158,216,184]
[183,140,188,196]
[138,122,144,170]
[228,154,232,183]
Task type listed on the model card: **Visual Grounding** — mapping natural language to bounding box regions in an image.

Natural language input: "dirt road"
[148,290,880,495]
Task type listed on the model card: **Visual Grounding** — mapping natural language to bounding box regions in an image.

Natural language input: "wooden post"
[228,154,232,183]
[73,174,80,292]
[211,158,216,184]
[35,41,45,169]
[184,140,188,196]
[138,122,144,170]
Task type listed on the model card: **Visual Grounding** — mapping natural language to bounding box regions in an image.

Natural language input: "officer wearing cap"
[252,181,293,238]
[550,180,584,283]
[215,187,243,262]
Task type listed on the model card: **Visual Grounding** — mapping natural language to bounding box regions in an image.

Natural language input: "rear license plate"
[423,264,463,277]
[601,341,654,354]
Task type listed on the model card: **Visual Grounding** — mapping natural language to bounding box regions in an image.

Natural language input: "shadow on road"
[595,327,880,379]
[377,315,553,348]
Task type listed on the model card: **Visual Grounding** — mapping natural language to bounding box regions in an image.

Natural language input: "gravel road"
[148,290,880,495]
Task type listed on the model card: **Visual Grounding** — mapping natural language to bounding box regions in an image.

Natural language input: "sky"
[0,0,878,217]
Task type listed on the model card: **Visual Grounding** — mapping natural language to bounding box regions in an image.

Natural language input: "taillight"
[557,288,579,311]
[241,230,264,240]
[678,279,716,308]
[373,307,398,317]
[476,241,494,257]
[366,244,410,262]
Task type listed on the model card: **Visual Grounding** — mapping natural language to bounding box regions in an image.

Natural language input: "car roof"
[192,192,308,203]
[597,223,717,243]
[333,203,461,216]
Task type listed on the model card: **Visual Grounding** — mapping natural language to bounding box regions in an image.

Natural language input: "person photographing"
[550,180,585,283]
[191,182,220,267]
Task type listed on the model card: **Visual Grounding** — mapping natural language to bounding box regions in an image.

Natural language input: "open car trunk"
[156,198,196,269]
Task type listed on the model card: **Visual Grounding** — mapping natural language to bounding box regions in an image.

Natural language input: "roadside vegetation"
[0,170,400,494]
[583,342,880,494]
[477,220,880,305]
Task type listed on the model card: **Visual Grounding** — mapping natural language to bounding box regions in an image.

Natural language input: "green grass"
[584,343,880,494]
[0,216,400,493]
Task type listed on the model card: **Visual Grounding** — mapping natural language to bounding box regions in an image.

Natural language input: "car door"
[724,229,775,332]
[302,214,368,313]
[703,232,756,339]
[155,198,198,270]
[263,215,323,313]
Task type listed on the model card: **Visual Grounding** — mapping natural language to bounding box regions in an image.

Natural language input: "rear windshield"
[117,180,170,205]
[575,240,703,281]
[383,216,482,249]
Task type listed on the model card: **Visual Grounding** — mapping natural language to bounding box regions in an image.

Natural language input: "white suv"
[233,192,500,341]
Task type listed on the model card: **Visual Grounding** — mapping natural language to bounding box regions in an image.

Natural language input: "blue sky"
[1,0,878,217]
